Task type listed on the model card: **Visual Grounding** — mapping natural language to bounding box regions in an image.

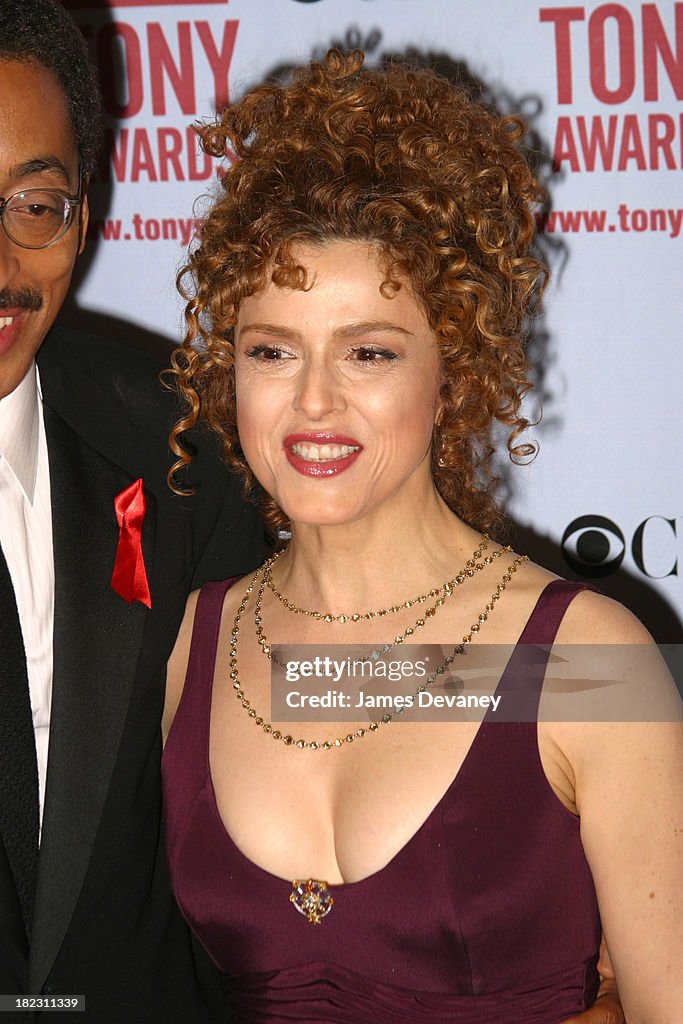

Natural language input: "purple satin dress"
[163,579,601,1023]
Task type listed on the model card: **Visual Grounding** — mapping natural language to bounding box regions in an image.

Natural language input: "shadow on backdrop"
[60,0,174,360]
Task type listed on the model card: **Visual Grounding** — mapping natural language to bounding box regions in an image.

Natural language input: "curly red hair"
[169,49,546,536]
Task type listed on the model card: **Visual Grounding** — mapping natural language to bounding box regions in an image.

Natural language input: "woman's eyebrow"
[334,321,414,339]
[237,323,301,339]
[237,321,414,341]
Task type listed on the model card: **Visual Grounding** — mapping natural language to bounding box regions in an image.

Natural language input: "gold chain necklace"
[256,537,512,665]
[265,534,497,622]
[228,553,528,751]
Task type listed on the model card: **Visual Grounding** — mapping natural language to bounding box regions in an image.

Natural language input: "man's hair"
[0,0,102,175]
[170,50,546,535]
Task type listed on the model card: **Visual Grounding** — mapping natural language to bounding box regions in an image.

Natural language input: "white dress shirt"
[0,362,54,833]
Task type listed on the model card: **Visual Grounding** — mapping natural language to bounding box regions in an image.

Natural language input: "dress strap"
[518,579,593,646]
[165,577,242,783]
[162,577,242,871]
[485,579,592,723]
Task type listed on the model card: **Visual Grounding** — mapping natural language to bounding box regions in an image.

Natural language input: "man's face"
[0,60,88,399]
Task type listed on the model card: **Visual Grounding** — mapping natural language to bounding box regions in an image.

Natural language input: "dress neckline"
[200,578,575,890]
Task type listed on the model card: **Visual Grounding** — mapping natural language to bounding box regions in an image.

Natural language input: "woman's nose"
[292,358,346,420]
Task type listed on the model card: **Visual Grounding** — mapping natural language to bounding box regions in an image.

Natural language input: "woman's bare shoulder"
[492,549,652,645]
[162,576,252,742]
[553,586,654,645]
[538,576,681,779]
[163,588,202,742]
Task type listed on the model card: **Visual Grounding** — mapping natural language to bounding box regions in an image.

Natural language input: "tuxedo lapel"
[29,406,157,994]
[0,833,29,986]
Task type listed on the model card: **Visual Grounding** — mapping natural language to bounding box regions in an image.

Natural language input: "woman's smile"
[234,240,442,528]
[284,432,363,476]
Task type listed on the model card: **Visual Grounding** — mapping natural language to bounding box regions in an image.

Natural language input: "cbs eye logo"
[562,515,679,579]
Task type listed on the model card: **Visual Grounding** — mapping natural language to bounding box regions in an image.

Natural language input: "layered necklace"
[228,534,527,750]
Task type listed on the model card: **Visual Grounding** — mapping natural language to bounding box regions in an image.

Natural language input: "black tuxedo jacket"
[0,327,263,1021]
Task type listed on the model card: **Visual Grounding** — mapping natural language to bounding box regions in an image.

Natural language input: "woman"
[162,51,682,1023]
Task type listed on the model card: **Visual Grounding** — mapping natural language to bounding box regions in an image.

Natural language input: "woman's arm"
[561,937,624,1024]
[555,592,683,1023]
[162,588,201,745]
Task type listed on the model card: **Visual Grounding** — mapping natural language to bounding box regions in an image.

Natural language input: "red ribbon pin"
[110,478,151,608]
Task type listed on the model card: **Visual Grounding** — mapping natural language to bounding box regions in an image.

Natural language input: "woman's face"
[234,240,442,529]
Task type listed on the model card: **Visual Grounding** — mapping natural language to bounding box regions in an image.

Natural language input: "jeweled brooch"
[290,879,334,924]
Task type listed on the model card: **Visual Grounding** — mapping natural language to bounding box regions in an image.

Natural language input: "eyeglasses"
[0,168,83,250]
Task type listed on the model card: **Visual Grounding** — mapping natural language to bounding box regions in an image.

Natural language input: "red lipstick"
[283,432,363,478]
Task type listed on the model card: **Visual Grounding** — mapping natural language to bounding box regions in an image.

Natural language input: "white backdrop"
[62,0,683,640]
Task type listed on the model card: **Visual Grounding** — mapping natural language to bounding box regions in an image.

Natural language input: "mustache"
[0,288,43,312]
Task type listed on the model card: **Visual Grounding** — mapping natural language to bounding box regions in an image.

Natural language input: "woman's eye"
[348,346,398,364]
[246,345,291,361]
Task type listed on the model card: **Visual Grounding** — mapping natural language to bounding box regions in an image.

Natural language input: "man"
[0,2,262,1020]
